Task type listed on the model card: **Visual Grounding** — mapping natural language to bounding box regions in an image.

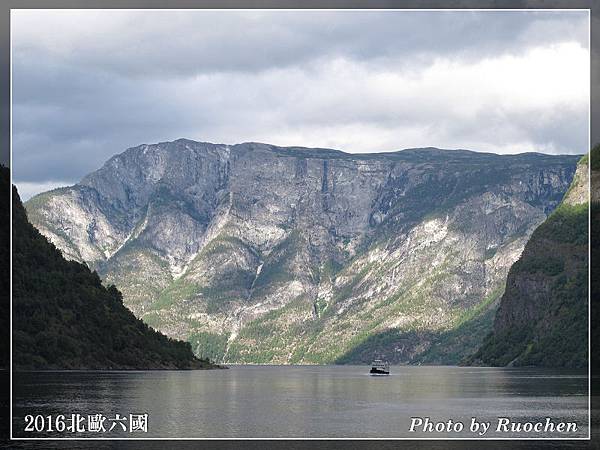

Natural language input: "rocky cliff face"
[470,155,588,368]
[25,139,579,363]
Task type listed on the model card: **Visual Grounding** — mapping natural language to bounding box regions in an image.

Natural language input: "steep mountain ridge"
[470,155,588,367]
[25,139,579,364]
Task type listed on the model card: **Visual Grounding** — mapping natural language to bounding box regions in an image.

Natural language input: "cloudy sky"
[12,9,590,199]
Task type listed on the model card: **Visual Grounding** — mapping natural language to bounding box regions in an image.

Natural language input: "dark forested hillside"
[592,201,599,373]
[12,175,219,370]
[0,166,8,369]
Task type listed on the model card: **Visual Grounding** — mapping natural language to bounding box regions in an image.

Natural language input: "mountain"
[590,145,600,373]
[12,172,219,369]
[469,154,589,367]
[0,166,8,369]
[24,139,580,364]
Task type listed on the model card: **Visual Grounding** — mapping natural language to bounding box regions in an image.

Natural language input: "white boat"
[369,359,390,375]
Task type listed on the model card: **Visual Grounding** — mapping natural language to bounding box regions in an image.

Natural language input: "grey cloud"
[12,11,588,78]
[441,105,589,154]
[11,10,590,191]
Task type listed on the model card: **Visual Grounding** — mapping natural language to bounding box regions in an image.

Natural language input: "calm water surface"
[12,365,588,438]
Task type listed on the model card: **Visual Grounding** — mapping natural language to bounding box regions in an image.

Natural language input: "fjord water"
[13,366,587,438]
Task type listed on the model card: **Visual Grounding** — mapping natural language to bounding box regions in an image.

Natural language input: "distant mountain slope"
[24,139,580,364]
[470,155,589,368]
[12,176,219,369]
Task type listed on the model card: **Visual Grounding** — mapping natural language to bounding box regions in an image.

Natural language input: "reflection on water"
[12,365,588,438]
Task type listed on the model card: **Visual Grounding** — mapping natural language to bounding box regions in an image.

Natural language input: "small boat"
[370,359,390,375]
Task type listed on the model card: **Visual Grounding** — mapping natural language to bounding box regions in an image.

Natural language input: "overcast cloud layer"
[12,10,590,199]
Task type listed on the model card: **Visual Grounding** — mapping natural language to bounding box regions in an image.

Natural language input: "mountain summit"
[25,140,579,363]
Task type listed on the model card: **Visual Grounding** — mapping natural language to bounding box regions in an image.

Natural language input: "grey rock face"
[25,139,579,363]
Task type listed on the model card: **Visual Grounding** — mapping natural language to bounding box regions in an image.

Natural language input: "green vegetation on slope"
[591,201,600,373]
[253,230,304,290]
[12,182,219,370]
[101,240,173,313]
[469,190,588,368]
[226,296,313,363]
[189,331,230,362]
[415,286,503,365]
[472,270,586,367]
[333,287,502,365]
[183,233,256,314]
[584,143,600,170]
